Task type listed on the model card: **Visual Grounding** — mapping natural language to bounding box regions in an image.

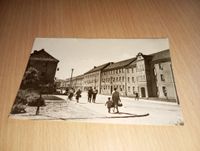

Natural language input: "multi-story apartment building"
[72,74,84,91]
[125,50,177,101]
[59,49,177,102]
[100,49,177,102]
[101,58,136,96]
[150,50,177,100]
[83,63,112,92]
[27,49,59,93]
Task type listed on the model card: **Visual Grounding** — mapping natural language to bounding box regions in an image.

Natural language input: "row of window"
[102,76,136,83]
[85,79,98,84]
[103,67,138,76]
[85,73,99,79]
[102,85,125,91]
[102,85,136,93]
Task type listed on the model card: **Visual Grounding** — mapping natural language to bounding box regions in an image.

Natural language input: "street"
[10,92,183,125]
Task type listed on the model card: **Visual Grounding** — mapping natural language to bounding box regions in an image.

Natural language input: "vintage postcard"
[9,38,183,125]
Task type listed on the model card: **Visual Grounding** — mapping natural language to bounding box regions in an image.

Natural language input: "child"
[105,97,113,113]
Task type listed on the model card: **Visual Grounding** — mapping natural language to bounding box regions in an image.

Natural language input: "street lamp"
[70,68,74,88]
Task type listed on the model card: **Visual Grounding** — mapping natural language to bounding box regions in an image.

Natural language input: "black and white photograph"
[9,38,183,125]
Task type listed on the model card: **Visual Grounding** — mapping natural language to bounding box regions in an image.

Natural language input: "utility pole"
[70,68,74,88]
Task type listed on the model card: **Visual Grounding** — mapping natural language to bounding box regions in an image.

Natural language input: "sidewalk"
[55,93,183,125]
[10,92,183,125]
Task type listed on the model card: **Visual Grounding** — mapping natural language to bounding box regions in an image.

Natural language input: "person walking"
[88,87,93,103]
[92,87,98,103]
[135,91,139,101]
[68,88,74,101]
[75,89,82,103]
[112,88,120,113]
[105,97,113,113]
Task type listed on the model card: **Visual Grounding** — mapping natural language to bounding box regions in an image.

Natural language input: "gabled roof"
[103,58,136,71]
[30,49,59,62]
[150,49,170,62]
[84,62,113,74]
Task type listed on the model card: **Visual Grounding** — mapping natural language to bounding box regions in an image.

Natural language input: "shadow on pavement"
[107,112,150,118]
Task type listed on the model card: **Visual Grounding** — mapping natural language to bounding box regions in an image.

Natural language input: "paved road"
[10,92,183,125]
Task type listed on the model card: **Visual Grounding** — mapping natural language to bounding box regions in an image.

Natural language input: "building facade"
[99,50,177,102]
[83,63,112,92]
[150,50,177,100]
[27,49,59,93]
[71,74,84,91]
[101,58,136,96]
[61,49,177,102]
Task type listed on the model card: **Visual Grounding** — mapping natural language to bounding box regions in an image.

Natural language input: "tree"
[11,67,45,115]
[21,67,40,89]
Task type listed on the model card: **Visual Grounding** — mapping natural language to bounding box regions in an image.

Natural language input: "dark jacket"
[112,91,120,103]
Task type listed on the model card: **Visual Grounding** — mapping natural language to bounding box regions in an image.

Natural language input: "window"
[132,86,135,92]
[123,85,125,90]
[128,77,130,82]
[116,77,118,81]
[162,86,167,97]
[132,77,134,83]
[127,68,129,73]
[122,77,124,82]
[159,63,163,70]
[116,70,118,74]
[119,77,121,81]
[161,74,165,81]
[128,86,130,92]
[132,68,134,73]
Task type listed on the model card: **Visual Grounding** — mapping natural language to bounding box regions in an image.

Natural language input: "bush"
[11,90,46,114]
[26,91,45,106]
[11,90,28,114]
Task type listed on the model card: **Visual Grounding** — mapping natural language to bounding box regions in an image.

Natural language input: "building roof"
[30,49,59,62]
[126,59,137,67]
[150,49,170,62]
[103,58,136,71]
[84,62,113,74]
[65,74,84,81]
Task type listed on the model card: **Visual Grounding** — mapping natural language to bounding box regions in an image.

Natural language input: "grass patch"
[42,95,64,100]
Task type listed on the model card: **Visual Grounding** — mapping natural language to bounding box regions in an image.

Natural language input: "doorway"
[141,87,146,97]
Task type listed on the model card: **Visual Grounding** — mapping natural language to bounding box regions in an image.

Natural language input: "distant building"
[83,63,113,92]
[27,49,59,92]
[60,49,177,102]
[101,58,136,96]
[71,74,84,91]
[55,79,68,94]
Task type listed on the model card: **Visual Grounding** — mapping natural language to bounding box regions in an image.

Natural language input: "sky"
[31,38,169,79]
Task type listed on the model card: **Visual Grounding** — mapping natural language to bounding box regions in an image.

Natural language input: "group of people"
[66,87,139,114]
[105,89,141,113]
[105,88,121,113]
[87,87,98,103]
[67,88,82,103]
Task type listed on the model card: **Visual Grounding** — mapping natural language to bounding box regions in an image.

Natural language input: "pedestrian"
[92,87,98,103]
[75,89,82,103]
[105,97,113,113]
[112,88,120,113]
[68,88,74,101]
[135,91,139,101]
[88,87,93,103]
